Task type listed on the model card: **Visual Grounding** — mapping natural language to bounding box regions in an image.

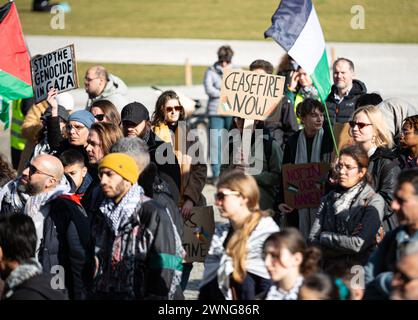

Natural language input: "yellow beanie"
[99,153,139,184]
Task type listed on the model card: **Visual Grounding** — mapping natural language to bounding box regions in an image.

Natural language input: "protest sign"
[182,206,215,263]
[217,69,285,121]
[31,44,78,103]
[282,163,329,209]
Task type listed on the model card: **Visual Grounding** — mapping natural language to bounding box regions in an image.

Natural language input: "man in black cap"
[121,102,181,195]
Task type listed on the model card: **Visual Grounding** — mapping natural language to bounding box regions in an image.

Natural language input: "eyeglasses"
[348,121,373,130]
[94,114,105,121]
[335,164,359,172]
[28,164,55,179]
[394,268,418,284]
[66,124,86,132]
[84,76,99,82]
[166,106,182,113]
[214,190,241,201]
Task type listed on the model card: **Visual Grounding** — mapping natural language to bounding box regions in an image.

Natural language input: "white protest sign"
[217,69,285,121]
[31,44,78,103]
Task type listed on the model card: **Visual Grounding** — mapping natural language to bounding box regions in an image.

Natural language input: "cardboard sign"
[282,163,330,209]
[182,206,215,263]
[217,69,285,120]
[31,44,79,103]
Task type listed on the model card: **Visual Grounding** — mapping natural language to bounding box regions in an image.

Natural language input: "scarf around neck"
[4,258,43,299]
[99,183,145,235]
[265,276,304,300]
[295,128,323,164]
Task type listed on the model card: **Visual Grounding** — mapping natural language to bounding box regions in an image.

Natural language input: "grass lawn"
[15,0,418,43]
[12,0,418,85]
[76,62,207,86]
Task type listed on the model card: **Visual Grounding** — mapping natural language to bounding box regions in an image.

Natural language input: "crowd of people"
[1,47,418,301]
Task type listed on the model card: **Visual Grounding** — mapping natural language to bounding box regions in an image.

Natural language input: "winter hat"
[121,102,149,125]
[41,105,69,122]
[68,110,95,129]
[56,92,75,111]
[99,153,139,184]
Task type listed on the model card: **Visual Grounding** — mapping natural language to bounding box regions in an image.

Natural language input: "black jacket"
[46,116,90,161]
[5,273,68,300]
[39,197,90,300]
[326,79,367,124]
[147,130,181,195]
[368,147,401,231]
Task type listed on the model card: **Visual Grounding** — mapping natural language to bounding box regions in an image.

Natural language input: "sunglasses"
[348,121,372,129]
[214,190,240,201]
[94,114,105,121]
[28,164,55,179]
[166,106,182,113]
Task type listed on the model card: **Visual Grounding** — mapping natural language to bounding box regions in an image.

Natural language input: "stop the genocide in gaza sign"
[31,44,79,103]
[217,69,285,120]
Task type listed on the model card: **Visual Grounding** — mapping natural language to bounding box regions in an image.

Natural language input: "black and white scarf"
[265,276,304,300]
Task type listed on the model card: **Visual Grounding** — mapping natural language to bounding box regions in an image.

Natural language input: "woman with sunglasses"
[151,90,207,216]
[199,171,279,300]
[397,115,418,170]
[350,105,401,231]
[309,145,385,272]
[151,90,207,291]
[260,228,321,300]
[89,99,121,124]
[278,99,333,238]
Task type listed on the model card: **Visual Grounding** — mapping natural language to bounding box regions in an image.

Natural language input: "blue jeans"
[209,116,232,178]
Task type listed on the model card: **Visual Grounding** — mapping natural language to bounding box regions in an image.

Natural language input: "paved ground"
[26,36,418,106]
[2,36,418,299]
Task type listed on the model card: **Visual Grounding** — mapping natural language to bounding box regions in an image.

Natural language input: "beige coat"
[153,122,207,207]
[17,101,49,174]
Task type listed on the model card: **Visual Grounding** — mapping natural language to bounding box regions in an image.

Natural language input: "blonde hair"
[217,170,268,283]
[351,105,393,149]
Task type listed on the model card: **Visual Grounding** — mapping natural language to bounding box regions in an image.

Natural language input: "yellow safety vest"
[11,100,27,151]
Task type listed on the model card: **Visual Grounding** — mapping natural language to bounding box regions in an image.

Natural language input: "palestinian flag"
[264,0,331,103]
[0,1,33,127]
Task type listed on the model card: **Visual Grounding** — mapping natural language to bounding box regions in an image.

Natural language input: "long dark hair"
[338,144,371,184]
[151,90,185,127]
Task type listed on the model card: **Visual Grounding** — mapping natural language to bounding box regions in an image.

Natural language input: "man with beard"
[326,58,367,124]
[0,170,30,215]
[21,154,90,300]
[89,153,184,299]
[84,66,128,112]
[364,169,418,299]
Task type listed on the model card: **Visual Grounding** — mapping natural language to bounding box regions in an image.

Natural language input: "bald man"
[21,155,90,300]
[84,65,128,112]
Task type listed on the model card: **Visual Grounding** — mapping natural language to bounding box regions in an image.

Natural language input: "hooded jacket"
[377,97,418,143]
[309,183,384,267]
[23,176,90,300]
[89,192,184,300]
[86,74,128,112]
[326,79,367,124]
[3,258,68,300]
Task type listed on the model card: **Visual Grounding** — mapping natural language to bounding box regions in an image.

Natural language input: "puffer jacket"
[89,199,184,300]
[369,147,401,231]
[326,79,367,124]
[309,183,384,268]
[86,74,128,112]
[204,62,224,115]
